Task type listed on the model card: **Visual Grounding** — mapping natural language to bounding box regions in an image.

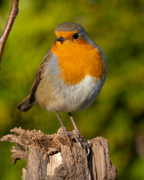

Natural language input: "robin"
[17,22,107,145]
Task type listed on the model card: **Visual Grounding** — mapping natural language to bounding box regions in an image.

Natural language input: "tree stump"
[1,127,117,180]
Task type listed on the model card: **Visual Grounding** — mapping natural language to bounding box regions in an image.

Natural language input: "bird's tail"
[17,95,36,112]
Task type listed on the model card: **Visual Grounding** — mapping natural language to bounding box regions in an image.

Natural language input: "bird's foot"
[70,130,91,155]
[57,127,72,146]
[57,128,91,155]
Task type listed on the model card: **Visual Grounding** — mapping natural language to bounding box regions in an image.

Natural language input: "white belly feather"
[45,75,105,112]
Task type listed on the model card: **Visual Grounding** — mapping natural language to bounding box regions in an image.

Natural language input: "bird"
[17,22,107,145]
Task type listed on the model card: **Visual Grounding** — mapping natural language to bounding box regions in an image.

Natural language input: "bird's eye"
[73,33,79,39]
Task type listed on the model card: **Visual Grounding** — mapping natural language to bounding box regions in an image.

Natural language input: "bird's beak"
[56,36,65,42]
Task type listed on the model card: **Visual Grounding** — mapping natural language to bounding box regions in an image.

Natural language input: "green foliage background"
[0,0,144,179]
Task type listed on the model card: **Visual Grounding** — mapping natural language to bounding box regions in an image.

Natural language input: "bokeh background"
[0,0,144,179]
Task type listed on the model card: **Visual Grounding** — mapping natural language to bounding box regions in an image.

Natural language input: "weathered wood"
[1,127,117,180]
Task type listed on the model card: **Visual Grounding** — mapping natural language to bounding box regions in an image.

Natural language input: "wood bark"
[1,127,117,180]
[0,0,19,68]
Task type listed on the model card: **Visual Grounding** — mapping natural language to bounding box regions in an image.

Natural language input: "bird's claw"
[57,129,91,155]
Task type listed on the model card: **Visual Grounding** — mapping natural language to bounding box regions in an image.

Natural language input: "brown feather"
[17,50,52,112]
[17,95,36,111]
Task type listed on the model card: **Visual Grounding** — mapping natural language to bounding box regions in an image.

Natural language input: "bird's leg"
[56,112,91,155]
[68,112,91,155]
[68,112,80,135]
[56,112,72,146]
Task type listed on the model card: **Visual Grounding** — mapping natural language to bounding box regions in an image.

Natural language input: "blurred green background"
[0,0,144,179]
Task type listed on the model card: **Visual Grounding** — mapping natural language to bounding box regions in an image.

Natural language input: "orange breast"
[51,39,105,85]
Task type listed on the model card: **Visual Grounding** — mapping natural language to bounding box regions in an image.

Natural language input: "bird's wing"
[17,49,53,111]
[29,49,53,103]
